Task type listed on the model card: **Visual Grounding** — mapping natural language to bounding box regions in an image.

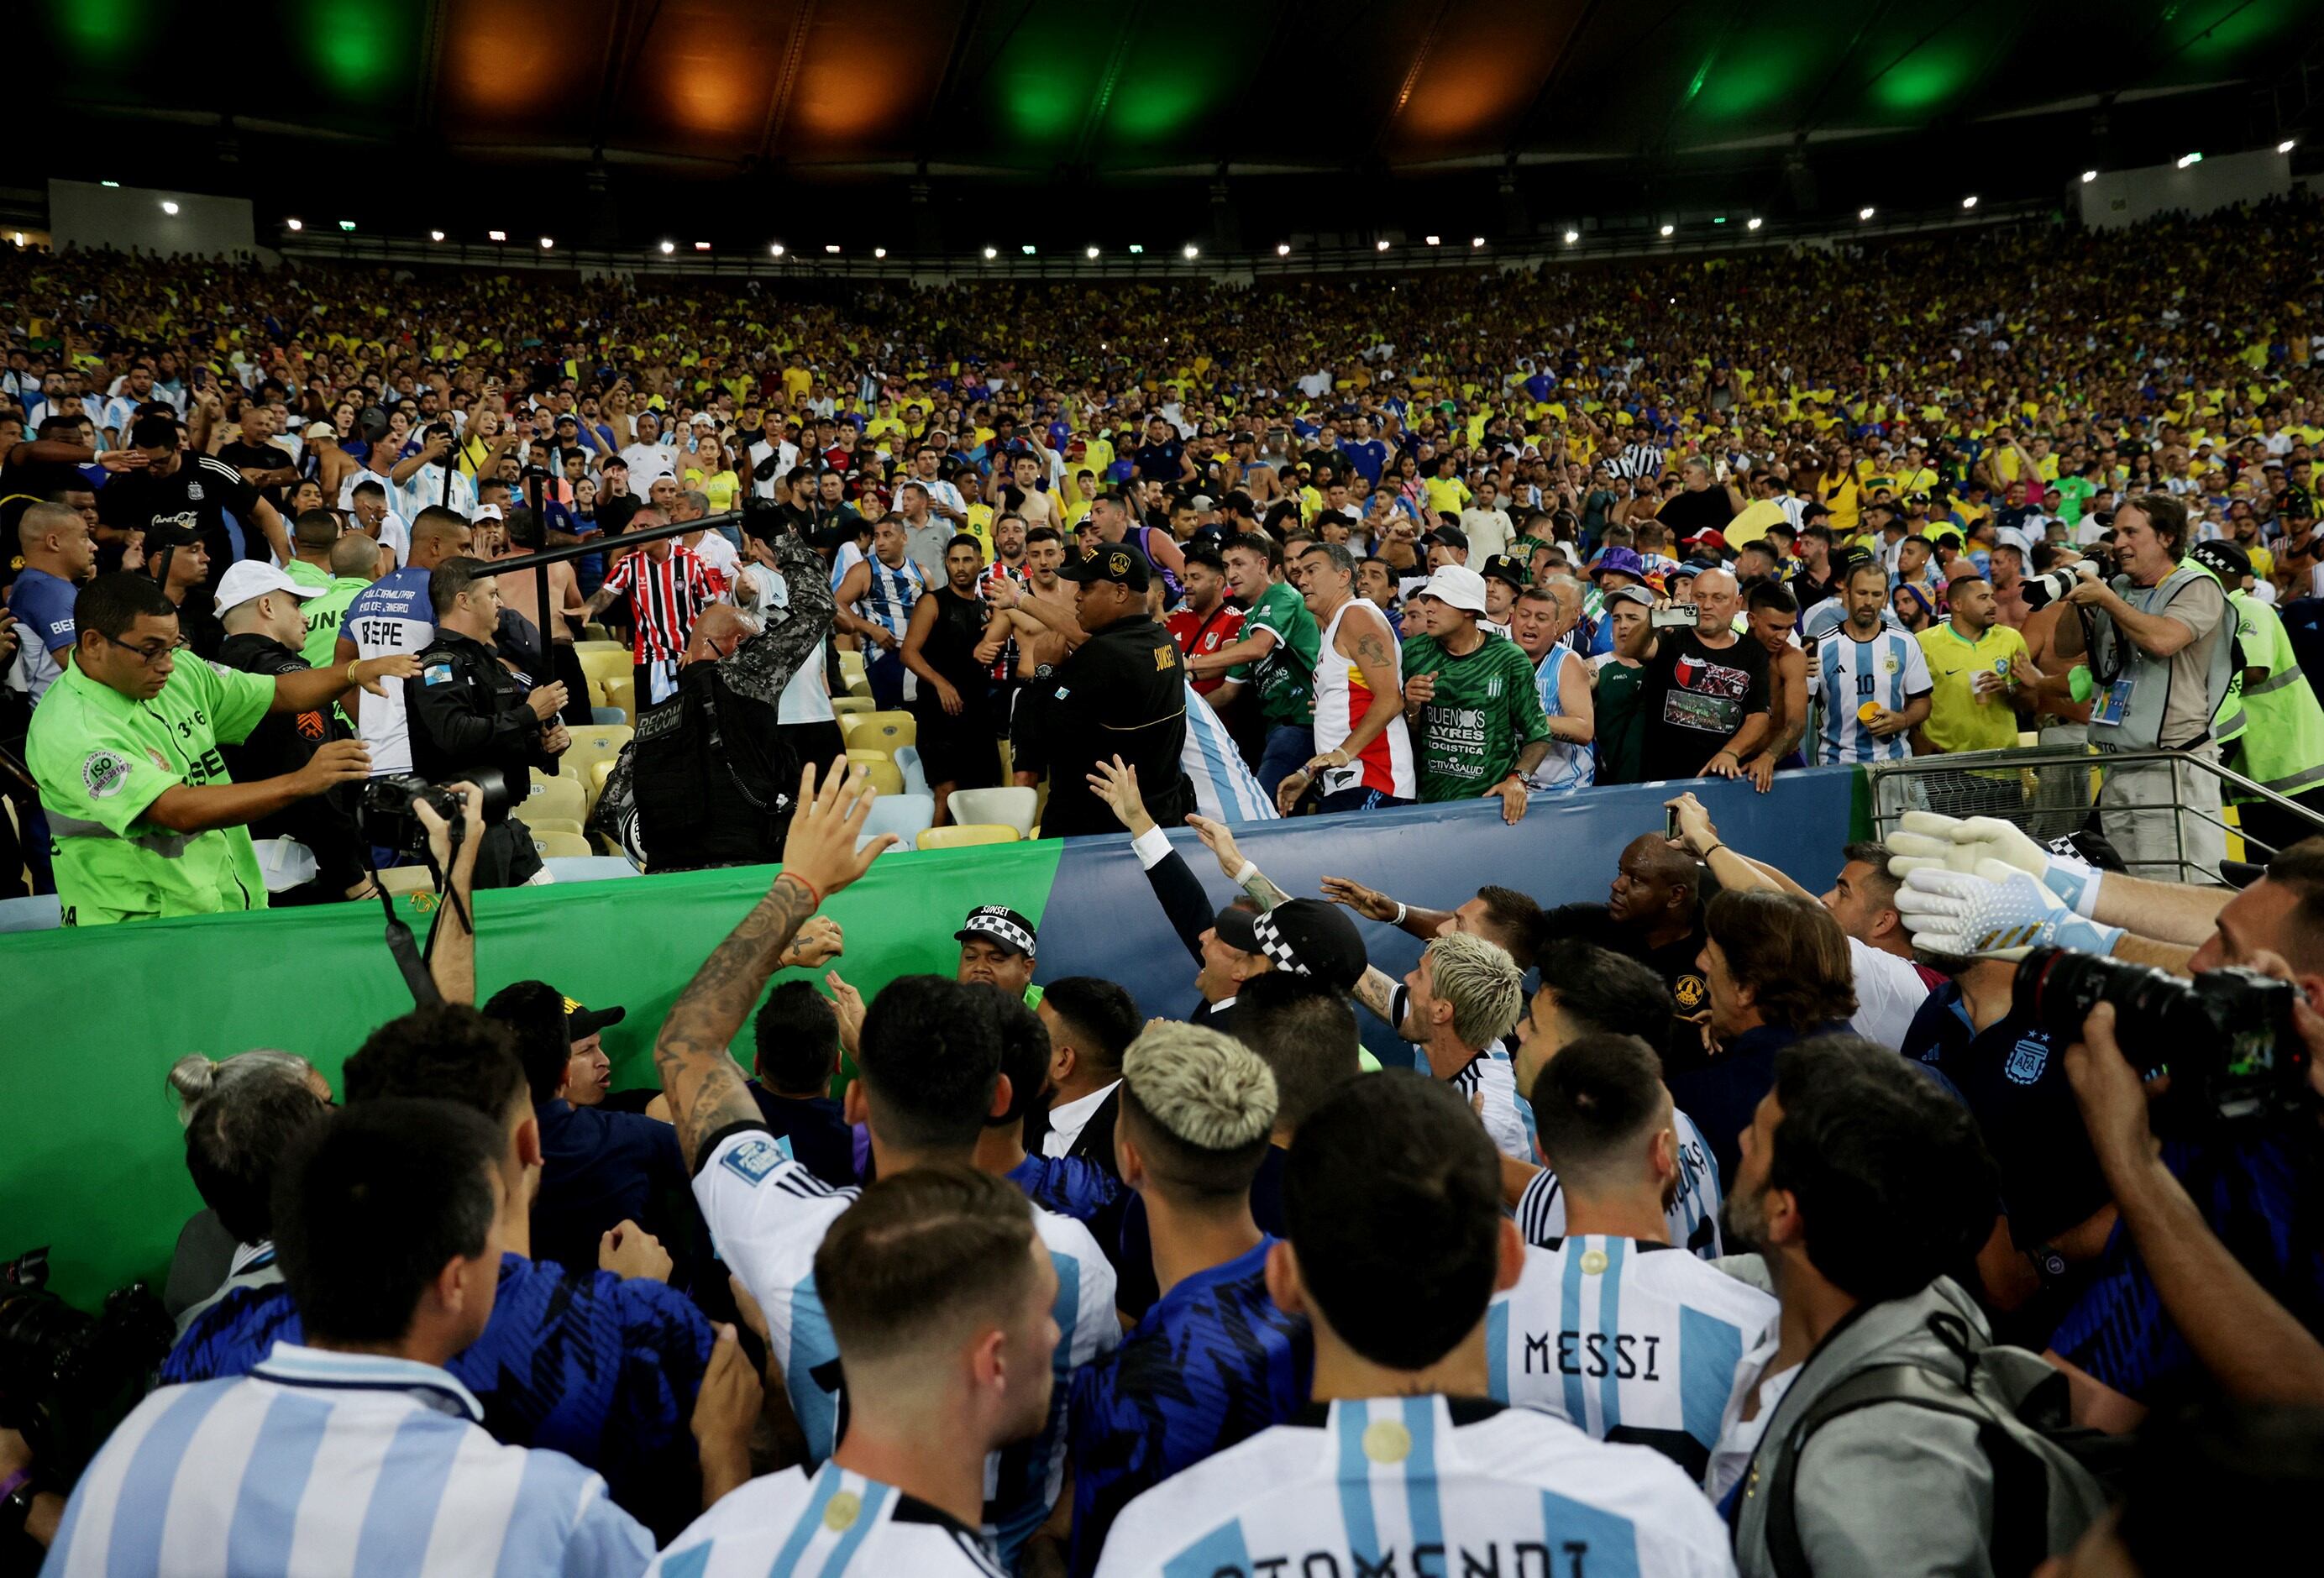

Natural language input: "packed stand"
[3,196,2324,1578]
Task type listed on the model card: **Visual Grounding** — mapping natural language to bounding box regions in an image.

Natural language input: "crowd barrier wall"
[2,768,1864,1308]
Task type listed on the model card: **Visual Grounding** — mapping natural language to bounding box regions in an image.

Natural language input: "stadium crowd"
[3,193,2324,1576]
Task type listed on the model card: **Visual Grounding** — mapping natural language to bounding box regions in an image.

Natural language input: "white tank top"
[1312,596,1416,799]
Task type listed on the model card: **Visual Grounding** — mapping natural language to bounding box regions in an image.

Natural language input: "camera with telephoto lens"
[0,1249,173,1488]
[2017,558,2102,613]
[2012,946,2315,1125]
[359,772,506,853]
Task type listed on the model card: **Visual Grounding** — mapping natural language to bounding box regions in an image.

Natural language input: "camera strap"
[355,818,470,1007]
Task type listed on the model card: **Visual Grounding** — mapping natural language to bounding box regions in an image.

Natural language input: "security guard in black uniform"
[630,604,797,872]
[406,556,570,888]
[1037,542,1195,836]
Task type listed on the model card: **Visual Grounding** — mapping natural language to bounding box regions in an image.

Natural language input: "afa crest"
[2005,1035,2049,1086]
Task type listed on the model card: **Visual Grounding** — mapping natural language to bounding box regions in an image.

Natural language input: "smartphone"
[1666,805,1683,842]
[1650,603,1699,630]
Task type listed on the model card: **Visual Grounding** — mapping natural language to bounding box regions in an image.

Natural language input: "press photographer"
[405,558,570,889]
[1891,821,2324,1413]
[2049,495,2234,881]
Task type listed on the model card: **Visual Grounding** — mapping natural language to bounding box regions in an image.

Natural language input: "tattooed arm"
[654,763,899,1171]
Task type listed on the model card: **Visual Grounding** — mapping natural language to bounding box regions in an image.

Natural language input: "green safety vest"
[2225,590,2324,801]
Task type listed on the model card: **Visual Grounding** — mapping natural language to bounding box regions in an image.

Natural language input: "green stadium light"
[309,0,401,99]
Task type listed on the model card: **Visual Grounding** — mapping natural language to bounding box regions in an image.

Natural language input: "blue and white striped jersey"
[1527,645,1597,792]
[1388,983,1534,1162]
[1182,682,1279,822]
[987,1208,1121,1567]
[692,1127,1118,1570]
[693,1129,858,1465]
[1811,625,1933,765]
[647,1461,1005,1577]
[42,1343,653,1578]
[851,553,926,642]
[1092,1395,1735,1578]
[1517,1109,1724,1259]
[1487,1237,1777,1480]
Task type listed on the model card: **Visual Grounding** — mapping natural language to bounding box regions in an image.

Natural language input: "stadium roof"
[23,0,2323,253]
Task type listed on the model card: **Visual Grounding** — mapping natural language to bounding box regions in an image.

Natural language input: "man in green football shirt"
[1185,531,1321,798]
[281,507,341,590]
[298,531,386,668]
[1398,564,1552,823]
[27,573,420,925]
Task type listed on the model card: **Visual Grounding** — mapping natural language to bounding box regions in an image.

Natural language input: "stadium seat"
[0,894,62,933]
[858,793,935,851]
[831,695,873,716]
[590,706,627,726]
[894,746,930,796]
[543,855,641,883]
[917,824,1019,851]
[947,787,1037,837]
[837,649,870,696]
[590,758,617,796]
[561,726,632,792]
[511,814,585,839]
[530,830,594,859]
[602,676,637,725]
[574,645,629,693]
[838,710,915,756]
[522,772,587,823]
[844,752,905,797]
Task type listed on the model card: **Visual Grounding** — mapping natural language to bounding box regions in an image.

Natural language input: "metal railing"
[1859,742,2324,887]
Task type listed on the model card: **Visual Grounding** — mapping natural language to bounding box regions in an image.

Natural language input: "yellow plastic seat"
[574,645,630,692]
[916,824,1020,851]
[601,675,637,725]
[378,866,436,898]
[523,771,587,823]
[837,650,871,698]
[590,758,617,795]
[511,813,585,839]
[838,710,915,756]
[843,752,905,796]
[947,787,1037,837]
[831,695,874,716]
[560,726,632,793]
[530,830,594,859]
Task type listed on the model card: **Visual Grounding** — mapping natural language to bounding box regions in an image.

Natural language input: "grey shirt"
[902,518,952,582]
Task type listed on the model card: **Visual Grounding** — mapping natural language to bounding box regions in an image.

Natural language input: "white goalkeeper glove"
[1886,811,2102,915]
[1893,859,2124,962]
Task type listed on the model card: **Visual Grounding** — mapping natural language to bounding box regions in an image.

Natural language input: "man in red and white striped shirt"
[581,506,727,705]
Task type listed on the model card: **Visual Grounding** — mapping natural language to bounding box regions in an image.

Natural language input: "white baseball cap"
[473,503,504,522]
[213,561,322,616]
[1414,564,1488,614]
[303,421,337,440]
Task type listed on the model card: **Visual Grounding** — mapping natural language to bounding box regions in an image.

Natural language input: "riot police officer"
[1036,543,1194,836]
[407,556,570,887]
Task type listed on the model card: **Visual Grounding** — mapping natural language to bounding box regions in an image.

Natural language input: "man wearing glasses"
[26,572,421,925]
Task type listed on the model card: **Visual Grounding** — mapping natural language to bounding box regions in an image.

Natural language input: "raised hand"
[779,759,895,900]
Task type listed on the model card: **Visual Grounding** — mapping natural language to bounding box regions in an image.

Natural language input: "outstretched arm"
[1090,756,1219,963]
[653,763,897,1170]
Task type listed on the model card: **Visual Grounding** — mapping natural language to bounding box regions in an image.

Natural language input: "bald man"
[1636,565,1769,783]
[1604,831,1713,1063]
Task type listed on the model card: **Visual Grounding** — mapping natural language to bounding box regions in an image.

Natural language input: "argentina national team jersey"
[693,1128,1117,1570]
[42,1344,653,1578]
[1811,625,1933,765]
[1487,1237,1777,1480]
[986,1210,1120,1567]
[1516,1109,1724,1258]
[692,1128,858,1464]
[1092,1396,1736,1578]
[1388,983,1534,1162]
[648,1461,1005,1577]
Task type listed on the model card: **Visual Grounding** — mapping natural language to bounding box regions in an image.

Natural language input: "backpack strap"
[1762,1360,2052,1578]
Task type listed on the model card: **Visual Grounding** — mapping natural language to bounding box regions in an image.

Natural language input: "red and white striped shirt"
[600,543,723,662]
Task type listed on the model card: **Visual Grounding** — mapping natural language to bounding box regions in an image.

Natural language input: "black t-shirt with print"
[1639,629,1770,782]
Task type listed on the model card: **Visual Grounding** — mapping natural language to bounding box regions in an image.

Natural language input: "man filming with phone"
[1636,564,1771,786]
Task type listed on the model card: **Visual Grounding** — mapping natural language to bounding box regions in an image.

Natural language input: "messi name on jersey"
[1522,1328,1665,1382]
